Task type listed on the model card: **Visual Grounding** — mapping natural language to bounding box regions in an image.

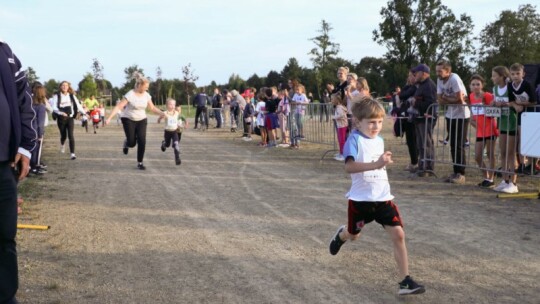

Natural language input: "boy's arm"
[344,152,393,174]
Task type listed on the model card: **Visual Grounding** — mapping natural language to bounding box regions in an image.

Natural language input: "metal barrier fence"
[418,103,540,180]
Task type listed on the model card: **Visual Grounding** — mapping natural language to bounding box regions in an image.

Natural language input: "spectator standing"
[491,66,519,193]
[436,60,470,184]
[469,74,498,188]
[399,71,418,172]
[411,64,438,176]
[193,87,209,130]
[0,40,37,304]
[211,87,222,128]
[30,84,48,175]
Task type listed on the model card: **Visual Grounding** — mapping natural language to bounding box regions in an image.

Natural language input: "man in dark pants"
[0,40,36,304]
[411,64,437,176]
[193,87,208,129]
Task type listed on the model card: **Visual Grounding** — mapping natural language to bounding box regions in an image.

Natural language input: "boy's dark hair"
[469,74,485,85]
[510,63,524,72]
[265,88,273,98]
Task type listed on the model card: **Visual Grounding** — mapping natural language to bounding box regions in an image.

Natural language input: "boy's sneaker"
[329,225,346,255]
[398,276,425,295]
[161,141,166,152]
[477,180,494,188]
[40,162,47,169]
[70,153,77,160]
[137,163,146,170]
[449,173,465,184]
[175,157,181,165]
[60,144,65,153]
[493,180,507,192]
[123,140,129,155]
[500,182,518,194]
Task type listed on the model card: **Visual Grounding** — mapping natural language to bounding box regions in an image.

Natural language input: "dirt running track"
[15,117,539,304]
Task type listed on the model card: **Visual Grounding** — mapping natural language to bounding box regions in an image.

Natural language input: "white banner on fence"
[521,112,540,158]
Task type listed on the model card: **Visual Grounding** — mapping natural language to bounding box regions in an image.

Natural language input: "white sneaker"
[70,153,77,160]
[499,182,518,194]
[60,144,65,153]
[493,180,507,192]
[334,154,345,161]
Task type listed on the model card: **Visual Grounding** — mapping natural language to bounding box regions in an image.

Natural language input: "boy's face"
[166,101,175,110]
[357,117,384,139]
[510,69,524,83]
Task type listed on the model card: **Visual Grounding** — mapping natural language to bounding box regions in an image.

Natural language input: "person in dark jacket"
[193,87,209,129]
[30,84,48,175]
[411,64,437,176]
[398,71,419,172]
[0,40,37,304]
[211,88,222,128]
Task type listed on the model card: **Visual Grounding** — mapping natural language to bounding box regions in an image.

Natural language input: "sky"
[0,0,527,88]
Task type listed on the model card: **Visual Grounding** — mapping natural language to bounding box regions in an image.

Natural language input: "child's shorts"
[265,113,280,130]
[347,200,402,235]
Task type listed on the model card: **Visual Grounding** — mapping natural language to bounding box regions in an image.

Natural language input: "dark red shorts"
[347,200,403,235]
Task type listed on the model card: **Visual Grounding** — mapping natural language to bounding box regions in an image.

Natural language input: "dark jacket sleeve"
[399,85,416,101]
[0,42,36,160]
[13,53,36,153]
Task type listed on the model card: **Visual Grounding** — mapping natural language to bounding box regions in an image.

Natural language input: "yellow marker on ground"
[17,224,50,230]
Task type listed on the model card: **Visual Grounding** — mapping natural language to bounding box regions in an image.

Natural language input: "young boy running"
[329,98,425,296]
[157,98,182,165]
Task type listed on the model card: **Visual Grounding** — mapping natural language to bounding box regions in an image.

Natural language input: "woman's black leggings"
[57,117,75,153]
[121,118,147,163]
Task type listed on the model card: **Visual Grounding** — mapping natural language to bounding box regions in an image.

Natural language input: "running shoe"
[477,180,494,188]
[161,141,166,152]
[123,140,129,155]
[70,153,77,160]
[493,180,507,192]
[499,182,518,194]
[398,276,426,295]
[329,225,346,255]
[137,163,146,170]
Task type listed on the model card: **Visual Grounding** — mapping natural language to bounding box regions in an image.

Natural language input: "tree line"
[27,1,540,105]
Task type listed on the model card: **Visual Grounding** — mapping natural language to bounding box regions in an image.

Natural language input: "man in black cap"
[0,40,36,304]
[411,64,437,176]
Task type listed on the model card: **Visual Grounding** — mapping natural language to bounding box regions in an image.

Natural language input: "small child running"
[328,98,425,296]
[90,105,101,134]
[157,98,183,165]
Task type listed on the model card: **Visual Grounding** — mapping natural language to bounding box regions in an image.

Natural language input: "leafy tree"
[227,73,245,91]
[25,67,39,86]
[265,70,282,88]
[181,63,198,110]
[245,74,263,89]
[78,73,98,99]
[373,0,474,73]
[281,57,303,82]
[477,4,540,77]
[308,19,341,95]
[44,79,59,97]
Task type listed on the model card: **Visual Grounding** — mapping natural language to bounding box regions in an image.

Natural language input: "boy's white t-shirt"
[122,90,151,121]
[343,130,394,202]
[437,73,470,119]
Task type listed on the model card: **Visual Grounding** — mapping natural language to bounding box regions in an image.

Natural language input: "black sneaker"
[329,225,346,255]
[39,163,47,169]
[123,140,129,155]
[137,163,146,170]
[175,158,181,165]
[477,180,494,188]
[161,141,166,152]
[398,276,425,295]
